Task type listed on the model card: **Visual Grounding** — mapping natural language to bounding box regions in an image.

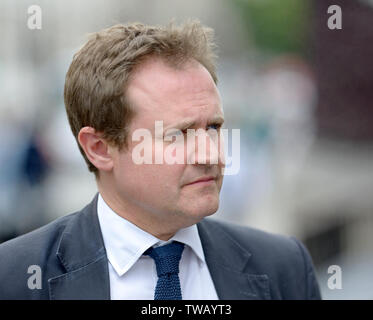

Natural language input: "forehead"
[126,57,223,127]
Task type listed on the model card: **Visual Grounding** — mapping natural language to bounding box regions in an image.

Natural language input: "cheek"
[114,138,186,199]
[140,165,184,207]
[145,164,185,190]
[116,158,185,198]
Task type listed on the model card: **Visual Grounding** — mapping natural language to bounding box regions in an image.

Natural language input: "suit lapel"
[48,193,270,300]
[48,193,111,300]
[197,219,271,300]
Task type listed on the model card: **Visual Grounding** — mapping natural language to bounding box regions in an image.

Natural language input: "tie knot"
[144,241,185,277]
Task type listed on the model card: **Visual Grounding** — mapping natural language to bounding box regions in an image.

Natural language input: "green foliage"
[233,0,310,55]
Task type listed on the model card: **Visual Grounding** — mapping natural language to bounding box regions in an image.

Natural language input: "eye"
[207,123,222,130]
[165,129,185,138]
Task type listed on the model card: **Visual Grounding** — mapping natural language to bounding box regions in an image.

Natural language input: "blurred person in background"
[0,20,321,300]
[0,108,50,243]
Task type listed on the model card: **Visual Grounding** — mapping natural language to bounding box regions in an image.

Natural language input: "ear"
[78,126,114,173]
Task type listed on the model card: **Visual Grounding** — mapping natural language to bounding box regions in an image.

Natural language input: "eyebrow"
[164,115,225,132]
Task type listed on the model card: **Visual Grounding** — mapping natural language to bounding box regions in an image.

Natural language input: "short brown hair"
[64,19,218,178]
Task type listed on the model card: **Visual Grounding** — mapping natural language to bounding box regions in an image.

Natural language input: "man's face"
[109,57,225,229]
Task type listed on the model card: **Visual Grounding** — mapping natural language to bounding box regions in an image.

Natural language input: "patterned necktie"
[144,241,185,300]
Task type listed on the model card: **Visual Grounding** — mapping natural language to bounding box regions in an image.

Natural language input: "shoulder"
[0,211,78,299]
[200,217,301,257]
[0,211,77,256]
[199,218,322,299]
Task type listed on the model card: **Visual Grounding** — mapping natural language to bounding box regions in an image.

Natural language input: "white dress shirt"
[97,193,219,300]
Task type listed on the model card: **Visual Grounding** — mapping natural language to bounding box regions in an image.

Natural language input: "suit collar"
[49,193,110,299]
[56,193,105,271]
[197,219,271,300]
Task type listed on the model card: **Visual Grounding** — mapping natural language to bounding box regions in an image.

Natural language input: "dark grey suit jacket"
[0,193,321,300]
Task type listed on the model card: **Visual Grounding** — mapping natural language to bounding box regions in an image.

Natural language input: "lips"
[186,176,216,185]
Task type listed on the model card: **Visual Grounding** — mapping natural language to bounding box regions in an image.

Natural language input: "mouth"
[185,176,216,186]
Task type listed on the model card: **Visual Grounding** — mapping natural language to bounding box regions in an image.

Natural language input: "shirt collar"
[97,193,206,277]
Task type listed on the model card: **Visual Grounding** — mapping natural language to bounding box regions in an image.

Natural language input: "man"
[0,20,321,300]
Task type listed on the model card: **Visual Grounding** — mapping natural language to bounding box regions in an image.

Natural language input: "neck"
[97,186,184,241]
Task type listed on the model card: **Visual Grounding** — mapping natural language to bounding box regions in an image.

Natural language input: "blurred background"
[0,0,372,299]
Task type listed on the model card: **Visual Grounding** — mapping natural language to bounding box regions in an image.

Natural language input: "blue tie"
[144,241,185,300]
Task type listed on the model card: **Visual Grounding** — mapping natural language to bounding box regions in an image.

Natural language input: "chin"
[189,199,219,221]
[176,193,220,224]
[173,203,218,230]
